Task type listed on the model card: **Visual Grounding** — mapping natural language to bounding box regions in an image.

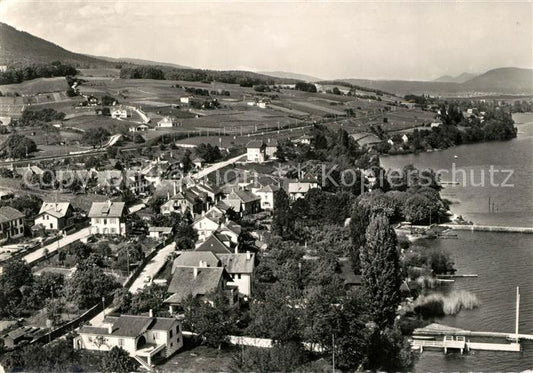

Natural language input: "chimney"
[173,182,177,196]
[149,309,153,318]
[246,251,251,260]
[193,267,198,278]
[107,324,113,334]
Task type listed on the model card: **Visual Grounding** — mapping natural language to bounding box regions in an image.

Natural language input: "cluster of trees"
[82,127,110,147]
[18,108,66,126]
[1,338,135,373]
[404,94,436,107]
[184,87,210,96]
[120,65,292,86]
[295,82,317,92]
[0,134,37,159]
[189,98,220,110]
[119,66,165,80]
[0,62,77,85]
[195,143,223,163]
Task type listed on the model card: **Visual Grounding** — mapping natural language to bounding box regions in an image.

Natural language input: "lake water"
[381,113,533,372]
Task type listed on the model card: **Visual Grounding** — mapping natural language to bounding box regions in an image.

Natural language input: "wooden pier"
[442,224,533,234]
[412,288,533,354]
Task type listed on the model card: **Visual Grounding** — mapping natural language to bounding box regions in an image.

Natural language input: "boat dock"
[442,224,533,234]
[412,288,533,354]
[411,336,521,354]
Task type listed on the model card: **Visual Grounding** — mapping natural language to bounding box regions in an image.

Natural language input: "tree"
[82,127,110,148]
[99,346,136,373]
[133,133,145,143]
[349,204,370,273]
[359,213,401,327]
[183,291,235,349]
[0,134,37,159]
[65,257,119,309]
[129,284,167,314]
[272,189,293,238]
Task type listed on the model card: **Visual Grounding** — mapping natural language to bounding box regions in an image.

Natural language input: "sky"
[0,0,531,80]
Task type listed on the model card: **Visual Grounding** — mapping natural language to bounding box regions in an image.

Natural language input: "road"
[89,241,176,326]
[23,227,91,265]
[191,153,246,180]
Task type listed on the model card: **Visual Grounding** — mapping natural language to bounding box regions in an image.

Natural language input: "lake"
[381,113,533,372]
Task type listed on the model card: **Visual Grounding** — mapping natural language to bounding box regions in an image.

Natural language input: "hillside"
[90,55,192,69]
[342,67,533,96]
[260,71,321,82]
[462,67,533,93]
[433,72,478,83]
[0,22,110,67]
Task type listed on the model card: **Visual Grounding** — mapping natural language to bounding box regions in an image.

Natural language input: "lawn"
[0,77,69,95]
[156,344,236,373]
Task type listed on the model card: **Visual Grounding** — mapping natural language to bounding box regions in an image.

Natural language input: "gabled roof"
[246,140,265,149]
[217,253,255,274]
[148,226,173,234]
[0,206,24,223]
[38,202,71,219]
[192,157,205,163]
[288,181,318,194]
[88,201,125,218]
[173,251,220,269]
[225,189,260,204]
[256,184,280,193]
[109,315,152,337]
[193,214,220,226]
[220,221,242,236]
[79,315,178,337]
[165,266,227,303]
[195,234,232,254]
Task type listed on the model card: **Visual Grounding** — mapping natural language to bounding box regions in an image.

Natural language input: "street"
[23,227,91,265]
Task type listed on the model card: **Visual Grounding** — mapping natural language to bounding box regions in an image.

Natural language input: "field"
[0,72,439,157]
[0,77,69,95]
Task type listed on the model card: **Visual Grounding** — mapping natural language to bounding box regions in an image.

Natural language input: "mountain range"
[433,72,478,83]
[1,22,531,96]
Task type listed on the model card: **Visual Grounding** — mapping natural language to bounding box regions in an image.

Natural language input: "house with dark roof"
[164,266,237,312]
[88,200,126,235]
[222,189,260,215]
[218,252,255,297]
[74,313,183,368]
[34,202,73,231]
[172,251,221,271]
[0,206,25,240]
[252,184,280,210]
[195,234,232,254]
[246,139,278,162]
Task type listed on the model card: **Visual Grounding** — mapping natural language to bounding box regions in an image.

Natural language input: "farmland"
[0,70,439,159]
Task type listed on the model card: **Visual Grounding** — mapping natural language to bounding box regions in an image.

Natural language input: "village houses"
[34,202,73,231]
[88,200,126,236]
[0,206,25,240]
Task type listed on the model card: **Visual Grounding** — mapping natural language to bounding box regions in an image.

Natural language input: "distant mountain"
[341,68,533,96]
[90,55,192,69]
[462,67,533,93]
[0,22,110,67]
[260,71,321,82]
[433,72,478,83]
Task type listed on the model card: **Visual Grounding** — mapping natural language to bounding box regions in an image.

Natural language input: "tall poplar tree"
[359,213,401,327]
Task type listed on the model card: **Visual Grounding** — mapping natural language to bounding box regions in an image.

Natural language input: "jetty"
[412,288,533,354]
[442,224,533,234]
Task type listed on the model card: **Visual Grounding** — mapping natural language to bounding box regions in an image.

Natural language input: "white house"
[111,108,128,119]
[157,116,178,128]
[246,140,266,162]
[180,96,194,104]
[218,252,255,297]
[0,206,25,240]
[88,201,126,236]
[252,184,280,210]
[34,202,73,231]
[74,313,183,368]
[193,215,221,242]
[288,180,319,200]
[148,226,173,240]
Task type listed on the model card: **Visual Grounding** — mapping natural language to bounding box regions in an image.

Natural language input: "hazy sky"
[0,0,531,80]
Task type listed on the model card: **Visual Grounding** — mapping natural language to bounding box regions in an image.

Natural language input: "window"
[176,325,179,334]
[153,332,158,340]
[118,338,124,346]
[110,228,116,234]
[103,219,107,225]
[50,223,53,229]
[237,274,241,280]
[169,330,173,338]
